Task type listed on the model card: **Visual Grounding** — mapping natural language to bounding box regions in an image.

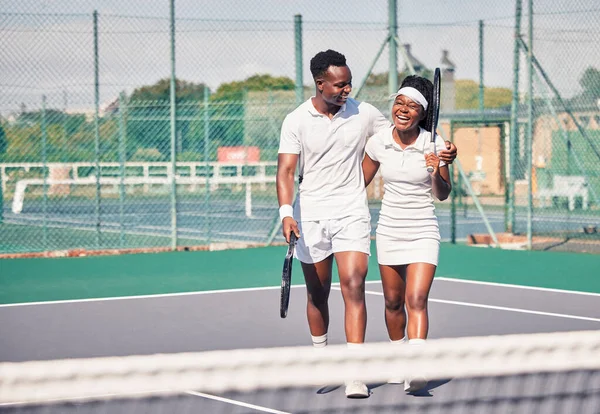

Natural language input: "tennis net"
[1,330,599,413]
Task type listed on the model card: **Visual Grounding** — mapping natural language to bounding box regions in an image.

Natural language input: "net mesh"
[1,330,599,413]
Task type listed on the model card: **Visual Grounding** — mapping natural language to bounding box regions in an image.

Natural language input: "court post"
[0,166,3,224]
[388,0,398,96]
[93,10,101,248]
[118,92,127,248]
[526,0,533,250]
[203,86,211,244]
[450,121,456,244]
[169,0,178,251]
[41,95,48,249]
[479,20,484,119]
[294,14,303,107]
[508,0,522,234]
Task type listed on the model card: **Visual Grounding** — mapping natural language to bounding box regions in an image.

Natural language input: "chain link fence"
[1,0,599,255]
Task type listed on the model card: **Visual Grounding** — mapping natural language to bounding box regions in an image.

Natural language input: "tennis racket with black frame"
[280,232,297,318]
[426,67,442,173]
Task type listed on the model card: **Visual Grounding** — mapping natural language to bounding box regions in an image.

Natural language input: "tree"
[455,80,511,110]
[127,78,210,160]
[0,123,6,157]
[4,110,98,162]
[126,75,295,161]
[579,67,600,99]
[210,75,294,150]
[130,78,209,102]
[213,74,294,100]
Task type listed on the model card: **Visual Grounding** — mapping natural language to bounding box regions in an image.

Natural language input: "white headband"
[389,87,428,111]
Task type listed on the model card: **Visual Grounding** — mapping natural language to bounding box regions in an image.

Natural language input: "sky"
[1,0,599,113]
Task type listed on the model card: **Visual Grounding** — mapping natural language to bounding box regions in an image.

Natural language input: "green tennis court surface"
[1,242,599,305]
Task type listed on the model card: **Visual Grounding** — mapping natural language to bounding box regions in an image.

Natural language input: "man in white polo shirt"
[276,50,456,398]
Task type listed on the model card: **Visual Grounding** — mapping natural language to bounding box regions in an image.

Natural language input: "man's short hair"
[310,49,347,79]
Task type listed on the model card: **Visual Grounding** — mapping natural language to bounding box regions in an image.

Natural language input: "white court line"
[0,389,174,407]
[2,277,598,309]
[435,277,600,297]
[186,391,290,414]
[359,288,600,323]
[0,286,286,308]
[0,389,289,413]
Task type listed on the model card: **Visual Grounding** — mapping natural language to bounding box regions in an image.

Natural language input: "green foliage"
[2,110,117,162]
[578,66,600,99]
[130,78,209,102]
[210,75,296,151]
[455,80,511,110]
[366,69,434,87]
[0,123,6,156]
[213,74,294,100]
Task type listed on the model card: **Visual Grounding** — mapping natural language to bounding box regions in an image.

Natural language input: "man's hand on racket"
[282,218,300,243]
[438,141,458,164]
[425,152,441,176]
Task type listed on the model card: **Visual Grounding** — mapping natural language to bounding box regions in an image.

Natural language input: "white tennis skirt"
[375,220,440,266]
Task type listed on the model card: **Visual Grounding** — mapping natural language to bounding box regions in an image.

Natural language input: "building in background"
[440,49,456,113]
[402,44,425,74]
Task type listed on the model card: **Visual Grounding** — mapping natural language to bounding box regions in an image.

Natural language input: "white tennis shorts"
[294,215,371,264]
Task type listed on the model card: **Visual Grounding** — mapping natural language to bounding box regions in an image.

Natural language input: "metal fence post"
[0,165,3,224]
[118,92,127,247]
[508,0,522,234]
[93,10,101,248]
[294,14,303,107]
[388,0,398,96]
[41,95,48,249]
[203,86,211,244]
[479,20,484,118]
[526,0,534,250]
[450,121,456,244]
[169,0,178,250]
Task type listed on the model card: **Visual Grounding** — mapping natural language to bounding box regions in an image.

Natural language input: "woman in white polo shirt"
[362,75,452,392]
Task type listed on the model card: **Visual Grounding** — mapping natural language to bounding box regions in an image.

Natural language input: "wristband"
[279,204,294,222]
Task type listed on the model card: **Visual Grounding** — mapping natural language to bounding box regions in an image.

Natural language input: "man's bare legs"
[302,251,370,398]
[301,251,369,342]
[301,256,333,338]
[334,251,369,343]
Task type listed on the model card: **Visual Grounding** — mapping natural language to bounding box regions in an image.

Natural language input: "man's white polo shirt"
[278,97,390,221]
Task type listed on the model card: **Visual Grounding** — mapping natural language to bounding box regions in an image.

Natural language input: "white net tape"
[1,330,599,407]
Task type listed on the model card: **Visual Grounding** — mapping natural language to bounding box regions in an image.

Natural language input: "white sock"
[408,338,426,345]
[311,333,328,348]
[346,342,365,349]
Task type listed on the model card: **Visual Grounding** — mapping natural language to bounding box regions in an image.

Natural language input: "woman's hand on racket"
[282,218,300,243]
[438,141,458,164]
[425,152,441,176]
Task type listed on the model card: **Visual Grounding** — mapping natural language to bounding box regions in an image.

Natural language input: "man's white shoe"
[404,376,427,393]
[345,380,370,398]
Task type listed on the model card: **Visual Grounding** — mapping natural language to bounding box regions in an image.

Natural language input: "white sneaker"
[345,380,370,398]
[404,376,428,393]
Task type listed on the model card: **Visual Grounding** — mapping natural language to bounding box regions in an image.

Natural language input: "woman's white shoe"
[404,376,428,393]
[344,380,370,398]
